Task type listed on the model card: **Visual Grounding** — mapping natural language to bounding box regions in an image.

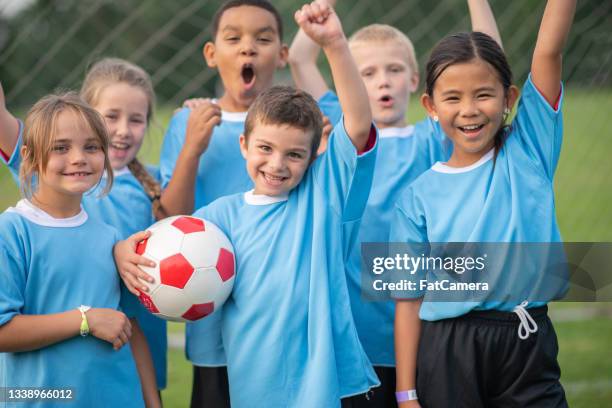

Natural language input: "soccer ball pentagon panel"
[135,215,235,322]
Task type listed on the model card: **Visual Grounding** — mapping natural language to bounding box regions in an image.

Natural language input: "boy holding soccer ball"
[136,1,288,405]
[115,1,380,405]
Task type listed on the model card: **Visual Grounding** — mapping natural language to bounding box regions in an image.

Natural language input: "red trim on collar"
[553,89,561,110]
[0,147,9,162]
[357,126,377,156]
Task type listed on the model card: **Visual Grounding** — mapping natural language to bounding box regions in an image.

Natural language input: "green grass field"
[1,89,611,406]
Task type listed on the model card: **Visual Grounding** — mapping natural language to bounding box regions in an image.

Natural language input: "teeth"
[462,125,481,130]
[263,173,286,184]
[111,142,129,149]
[265,173,284,180]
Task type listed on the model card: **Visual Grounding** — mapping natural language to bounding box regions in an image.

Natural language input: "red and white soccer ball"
[135,215,235,322]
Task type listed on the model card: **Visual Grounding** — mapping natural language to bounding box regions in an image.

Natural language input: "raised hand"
[87,308,132,350]
[294,1,346,49]
[184,100,222,155]
[113,231,156,296]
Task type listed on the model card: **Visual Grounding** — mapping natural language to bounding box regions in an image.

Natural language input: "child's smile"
[94,82,148,170]
[31,108,105,217]
[240,121,313,197]
[423,58,518,166]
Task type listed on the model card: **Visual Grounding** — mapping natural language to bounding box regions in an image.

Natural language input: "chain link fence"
[0,0,611,239]
[1,0,610,105]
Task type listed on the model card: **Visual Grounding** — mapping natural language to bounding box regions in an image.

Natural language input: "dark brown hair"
[211,0,284,41]
[425,31,513,158]
[244,86,323,156]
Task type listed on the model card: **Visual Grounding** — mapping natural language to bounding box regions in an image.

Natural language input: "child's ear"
[506,85,520,111]
[239,134,248,159]
[408,72,419,93]
[203,42,217,68]
[20,144,39,173]
[277,44,289,69]
[421,93,438,120]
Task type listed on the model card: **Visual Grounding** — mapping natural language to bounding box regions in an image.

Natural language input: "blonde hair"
[20,92,112,198]
[80,58,162,216]
[349,24,419,77]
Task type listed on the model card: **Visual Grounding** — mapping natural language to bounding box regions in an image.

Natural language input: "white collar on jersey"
[244,189,288,205]
[111,166,131,177]
[6,199,88,227]
[431,148,494,174]
[210,98,248,122]
[102,167,130,179]
[221,110,247,122]
[379,125,415,139]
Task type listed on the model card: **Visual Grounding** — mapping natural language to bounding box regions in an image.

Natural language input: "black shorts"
[190,365,230,408]
[416,306,567,408]
[192,365,394,408]
[341,366,397,408]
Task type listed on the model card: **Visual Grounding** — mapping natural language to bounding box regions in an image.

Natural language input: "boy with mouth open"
[116,1,381,405]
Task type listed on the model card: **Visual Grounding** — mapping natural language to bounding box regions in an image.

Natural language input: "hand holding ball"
[135,216,235,322]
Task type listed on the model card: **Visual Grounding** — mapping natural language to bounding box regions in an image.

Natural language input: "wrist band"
[396,389,418,403]
[78,305,91,337]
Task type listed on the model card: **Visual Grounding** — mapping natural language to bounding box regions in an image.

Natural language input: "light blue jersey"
[390,75,565,321]
[88,168,168,389]
[318,90,344,126]
[193,119,379,406]
[159,108,252,366]
[0,201,144,408]
[159,108,252,209]
[319,91,449,366]
[1,130,168,389]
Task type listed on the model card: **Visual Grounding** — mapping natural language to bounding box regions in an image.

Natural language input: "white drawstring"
[513,301,538,340]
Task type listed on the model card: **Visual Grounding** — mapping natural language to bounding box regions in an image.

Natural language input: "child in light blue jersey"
[0,58,169,393]
[0,93,159,407]
[120,2,289,404]
[392,1,576,406]
[289,1,501,405]
[116,1,380,405]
